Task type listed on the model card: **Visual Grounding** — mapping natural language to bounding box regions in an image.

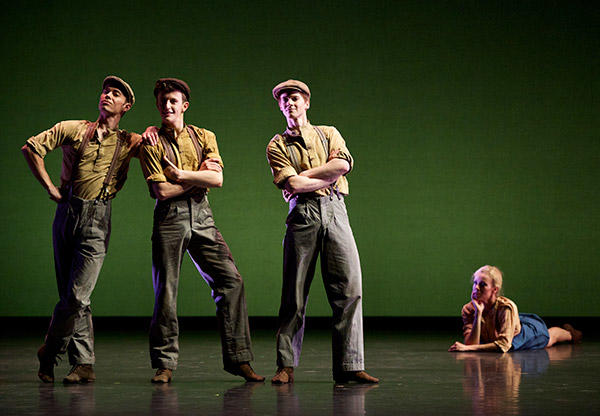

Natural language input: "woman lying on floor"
[449,265,582,353]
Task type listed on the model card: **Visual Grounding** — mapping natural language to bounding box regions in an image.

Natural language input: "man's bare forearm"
[178,170,223,188]
[152,182,194,201]
[300,159,350,182]
[21,145,62,201]
[22,145,53,190]
[285,175,333,194]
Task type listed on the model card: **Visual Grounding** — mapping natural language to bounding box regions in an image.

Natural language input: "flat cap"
[154,78,191,101]
[272,79,310,100]
[103,75,135,105]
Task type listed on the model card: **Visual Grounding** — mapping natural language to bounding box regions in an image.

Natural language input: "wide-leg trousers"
[149,195,253,370]
[276,195,364,372]
[45,196,111,365]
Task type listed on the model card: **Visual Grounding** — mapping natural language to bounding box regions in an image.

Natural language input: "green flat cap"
[103,75,135,105]
[154,78,191,101]
[272,79,310,100]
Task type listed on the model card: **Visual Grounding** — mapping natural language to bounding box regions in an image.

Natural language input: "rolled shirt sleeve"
[494,305,518,353]
[198,128,224,168]
[140,143,168,183]
[461,303,475,340]
[266,136,298,189]
[326,126,354,173]
[26,120,85,158]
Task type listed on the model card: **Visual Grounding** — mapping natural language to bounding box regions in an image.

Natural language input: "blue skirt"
[511,313,550,351]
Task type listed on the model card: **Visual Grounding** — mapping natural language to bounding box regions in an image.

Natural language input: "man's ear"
[122,102,132,114]
[182,101,190,112]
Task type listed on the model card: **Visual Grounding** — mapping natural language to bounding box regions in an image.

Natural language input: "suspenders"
[153,125,205,200]
[284,126,329,171]
[284,126,340,198]
[158,125,204,169]
[68,120,125,202]
[96,132,124,201]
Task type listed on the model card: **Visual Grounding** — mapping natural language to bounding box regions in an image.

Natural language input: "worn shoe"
[333,370,379,384]
[37,345,57,383]
[151,368,173,384]
[225,362,265,382]
[271,367,294,384]
[563,324,583,344]
[63,364,96,384]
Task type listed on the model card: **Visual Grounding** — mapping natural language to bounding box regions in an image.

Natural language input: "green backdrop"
[1,1,598,317]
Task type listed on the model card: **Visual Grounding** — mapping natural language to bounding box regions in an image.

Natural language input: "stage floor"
[1,328,598,415]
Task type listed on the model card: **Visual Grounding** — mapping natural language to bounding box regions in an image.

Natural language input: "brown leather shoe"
[151,368,173,384]
[333,370,379,384]
[63,364,96,384]
[271,367,294,384]
[37,345,57,383]
[563,324,583,344]
[225,362,265,382]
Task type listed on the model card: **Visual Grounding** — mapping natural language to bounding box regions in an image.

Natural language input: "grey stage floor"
[1,329,599,415]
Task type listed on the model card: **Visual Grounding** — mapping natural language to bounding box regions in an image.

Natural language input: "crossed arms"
[151,157,223,201]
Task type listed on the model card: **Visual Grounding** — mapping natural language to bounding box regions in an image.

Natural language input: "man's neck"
[163,119,185,135]
[98,112,121,131]
[286,115,309,131]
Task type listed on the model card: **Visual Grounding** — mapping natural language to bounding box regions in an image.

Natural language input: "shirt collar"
[160,124,188,141]
[284,121,313,142]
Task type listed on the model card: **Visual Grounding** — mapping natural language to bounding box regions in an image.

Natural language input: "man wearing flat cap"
[22,75,141,384]
[266,79,378,384]
[139,78,263,383]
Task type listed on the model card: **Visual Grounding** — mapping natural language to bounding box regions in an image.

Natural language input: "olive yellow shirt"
[139,125,222,194]
[26,120,141,200]
[266,123,354,197]
[461,296,522,353]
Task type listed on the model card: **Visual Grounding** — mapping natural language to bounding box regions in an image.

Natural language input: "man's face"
[98,86,131,115]
[278,91,309,120]
[156,90,189,127]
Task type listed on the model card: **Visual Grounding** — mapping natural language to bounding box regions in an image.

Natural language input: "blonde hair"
[472,265,504,294]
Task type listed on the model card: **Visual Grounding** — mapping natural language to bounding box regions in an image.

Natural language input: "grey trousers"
[276,195,364,372]
[149,195,253,370]
[45,197,111,365]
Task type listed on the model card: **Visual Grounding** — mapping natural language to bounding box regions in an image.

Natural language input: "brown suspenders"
[285,126,329,171]
[185,125,204,164]
[159,126,203,168]
[284,126,340,197]
[68,120,127,201]
[96,132,124,201]
[66,119,98,192]
[152,126,205,200]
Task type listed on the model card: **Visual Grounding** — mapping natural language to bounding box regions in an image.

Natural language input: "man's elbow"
[153,185,170,201]
[210,173,223,188]
[284,176,302,194]
[21,144,32,159]
[335,159,351,175]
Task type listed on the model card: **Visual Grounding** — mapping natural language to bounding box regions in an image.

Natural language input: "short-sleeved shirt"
[139,124,222,196]
[266,122,354,197]
[26,120,141,200]
[461,296,522,353]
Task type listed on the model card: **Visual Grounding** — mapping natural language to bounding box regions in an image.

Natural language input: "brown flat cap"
[154,78,191,101]
[103,75,135,105]
[272,79,310,100]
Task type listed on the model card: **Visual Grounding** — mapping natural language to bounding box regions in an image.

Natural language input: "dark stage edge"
[1,316,599,335]
[1,319,599,415]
